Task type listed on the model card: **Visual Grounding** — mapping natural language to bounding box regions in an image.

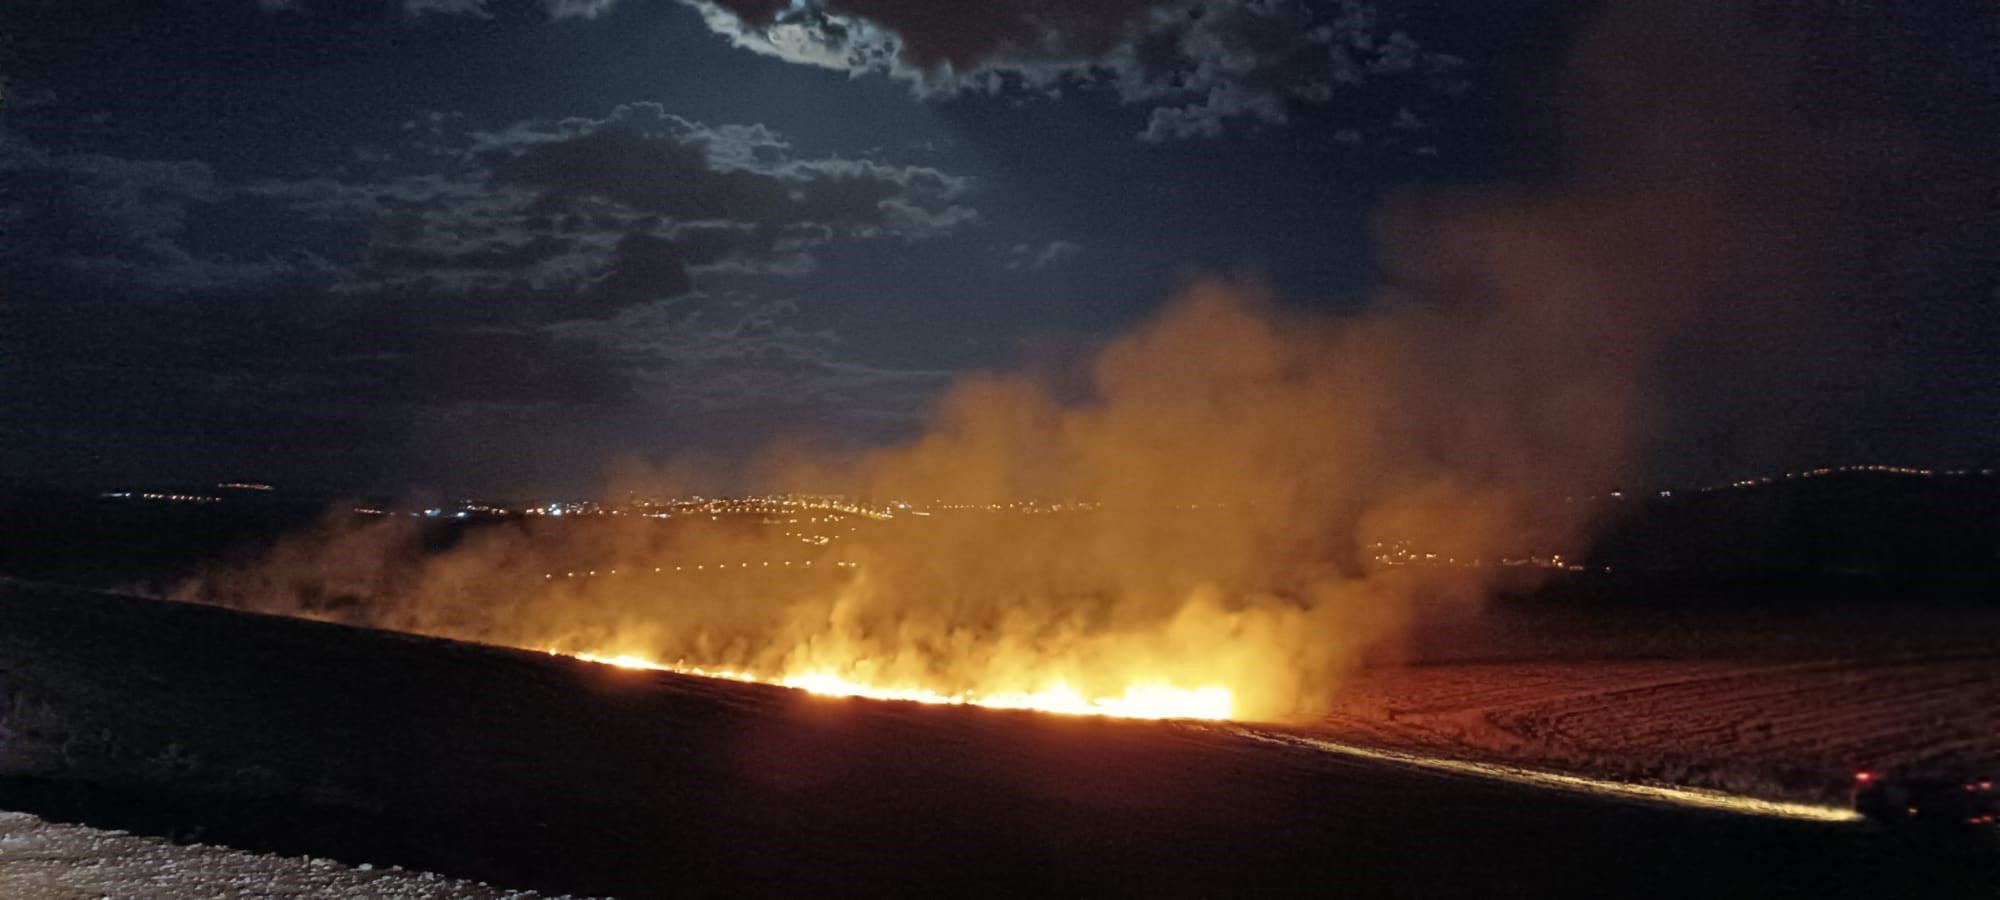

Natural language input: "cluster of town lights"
[552,650,1235,721]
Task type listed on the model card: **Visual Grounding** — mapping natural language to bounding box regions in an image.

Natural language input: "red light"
[1854,770,1874,783]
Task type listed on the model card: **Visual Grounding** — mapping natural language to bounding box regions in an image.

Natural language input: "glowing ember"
[552,650,1234,720]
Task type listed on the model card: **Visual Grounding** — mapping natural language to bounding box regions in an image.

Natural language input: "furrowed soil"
[1330,595,2000,804]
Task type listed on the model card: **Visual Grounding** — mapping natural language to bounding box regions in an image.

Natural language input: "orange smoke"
[179,278,1640,720]
[173,0,1952,721]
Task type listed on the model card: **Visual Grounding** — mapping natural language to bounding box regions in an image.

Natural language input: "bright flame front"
[556,650,1234,720]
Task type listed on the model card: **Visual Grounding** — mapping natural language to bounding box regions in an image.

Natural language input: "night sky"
[2,0,1995,498]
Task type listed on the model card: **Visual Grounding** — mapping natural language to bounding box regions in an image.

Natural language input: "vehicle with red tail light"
[1852,767,1999,833]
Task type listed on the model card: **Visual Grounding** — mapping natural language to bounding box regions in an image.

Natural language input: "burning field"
[5,578,1997,899]
[161,0,1998,739]
[173,274,1642,726]
[168,493,2000,814]
[6,3,1995,894]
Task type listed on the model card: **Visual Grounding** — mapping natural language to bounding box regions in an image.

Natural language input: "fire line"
[554,650,1853,822]
[551,649,1235,721]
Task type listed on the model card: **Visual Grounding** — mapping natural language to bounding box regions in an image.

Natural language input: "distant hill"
[0,485,348,592]
[1582,471,2000,584]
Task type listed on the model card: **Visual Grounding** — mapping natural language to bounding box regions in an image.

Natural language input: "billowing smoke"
[178,1,1996,719]
[184,275,1636,718]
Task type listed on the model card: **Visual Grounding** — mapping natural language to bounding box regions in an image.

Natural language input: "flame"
[179,282,1648,725]
[556,650,1234,720]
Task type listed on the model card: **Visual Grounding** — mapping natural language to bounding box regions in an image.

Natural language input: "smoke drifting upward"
[180,272,1650,719]
[178,1,1994,718]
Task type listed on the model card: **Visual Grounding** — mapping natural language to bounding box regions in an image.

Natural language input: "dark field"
[1,579,1996,898]
[4,480,1998,896]
[1338,573,2000,807]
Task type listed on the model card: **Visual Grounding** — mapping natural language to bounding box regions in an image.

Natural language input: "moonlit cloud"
[677,0,1464,140]
[9,0,1994,499]
[1002,239,1081,272]
[544,0,619,18]
[401,0,494,16]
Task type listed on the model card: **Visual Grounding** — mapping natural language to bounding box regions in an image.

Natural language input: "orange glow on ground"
[553,650,1852,823]
[1229,728,1863,823]
[553,649,1234,720]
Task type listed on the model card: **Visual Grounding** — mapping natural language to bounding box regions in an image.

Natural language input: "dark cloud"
[480,102,974,237]
[700,0,1162,71]
[0,96,985,491]
[490,129,788,220]
[19,0,1988,502]
[4,96,977,315]
[678,0,1464,140]
[156,102,980,322]
[4,96,978,326]
[258,0,615,19]
[400,0,494,14]
[0,142,290,292]
[556,292,951,426]
[1000,239,1080,272]
[590,231,692,309]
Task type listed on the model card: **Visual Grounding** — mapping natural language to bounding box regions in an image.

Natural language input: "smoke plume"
[179,268,1642,719]
[177,0,1994,718]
